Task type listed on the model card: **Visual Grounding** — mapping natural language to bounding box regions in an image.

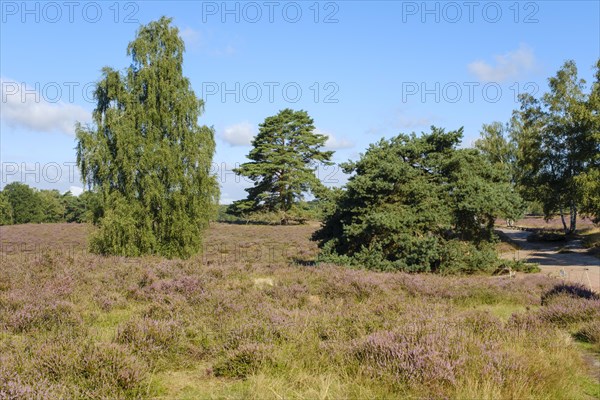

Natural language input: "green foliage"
[38,190,66,223]
[62,191,85,223]
[0,191,13,225]
[228,109,333,224]
[220,200,325,225]
[0,184,102,225]
[75,17,219,258]
[313,127,523,273]
[2,182,44,224]
[576,60,600,223]
[576,168,600,223]
[512,59,600,232]
[525,200,545,216]
[494,259,541,274]
[62,191,102,223]
[474,121,517,182]
[217,205,243,223]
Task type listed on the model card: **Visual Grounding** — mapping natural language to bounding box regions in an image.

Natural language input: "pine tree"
[76,17,219,258]
[312,127,523,273]
[228,109,333,224]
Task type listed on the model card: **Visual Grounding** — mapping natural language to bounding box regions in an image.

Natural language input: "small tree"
[76,17,219,257]
[228,109,333,224]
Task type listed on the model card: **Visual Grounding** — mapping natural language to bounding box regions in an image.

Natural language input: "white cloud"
[468,44,537,82]
[1,78,91,135]
[180,27,202,47]
[394,116,436,129]
[212,44,236,57]
[316,129,354,150]
[69,186,84,196]
[366,110,437,135]
[220,122,256,146]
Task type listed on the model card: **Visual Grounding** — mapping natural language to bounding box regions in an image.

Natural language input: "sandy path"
[497,228,600,292]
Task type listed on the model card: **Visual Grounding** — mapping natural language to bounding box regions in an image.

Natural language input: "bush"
[8,301,81,333]
[116,317,182,358]
[494,259,540,274]
[351,329,465,390]
[574,320,600,351]
[313,127,523,273]
[541,283,599,305]
[537,295,600,326]
[438,241,500,274]
[213,344,275,378]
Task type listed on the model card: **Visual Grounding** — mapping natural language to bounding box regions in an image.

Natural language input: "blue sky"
[1,1,599,202]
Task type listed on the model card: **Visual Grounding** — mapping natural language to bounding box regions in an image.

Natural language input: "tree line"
[0,182,99,225]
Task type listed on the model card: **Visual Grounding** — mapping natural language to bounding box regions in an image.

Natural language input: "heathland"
[1,222,598,399]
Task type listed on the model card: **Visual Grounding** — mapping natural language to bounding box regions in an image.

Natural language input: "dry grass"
[0,222,598,399]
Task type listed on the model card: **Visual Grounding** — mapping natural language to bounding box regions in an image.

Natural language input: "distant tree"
[75,17,219,257]
[61,191,103,223]
[228,109,333,224]
[39,190,66,223]
[2,182,43,224]
[62,191,81,222]
[474,121,517,181]
[0,191,13,225]
[513,60,599,233]
[79,191,103,223]
[313,127,523,273]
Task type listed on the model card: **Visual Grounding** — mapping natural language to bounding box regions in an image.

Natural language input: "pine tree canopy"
[312,126,524,273]
[228,108,333,223]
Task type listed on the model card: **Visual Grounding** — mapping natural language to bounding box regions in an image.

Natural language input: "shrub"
[574,320,600,351]
[541,283,599,305]
[33,336,147,397]
[116,317,182,357]
[438,241,500,274]
[527,231,566,242]
[351,330,466,389]
[537,295,600,326]
[79,343,147,393]
[0,367,59,399]
[8,301,81,333]
[213,344,275,378]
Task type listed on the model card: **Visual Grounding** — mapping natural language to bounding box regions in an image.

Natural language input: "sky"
[1,0,599,203]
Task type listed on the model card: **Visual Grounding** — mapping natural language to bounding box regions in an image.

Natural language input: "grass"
[0,222,599,399]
